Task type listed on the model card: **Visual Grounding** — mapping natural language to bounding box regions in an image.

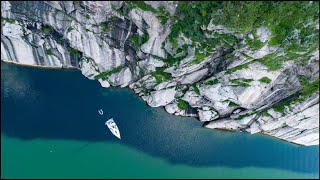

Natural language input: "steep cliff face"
[1,1,319,146]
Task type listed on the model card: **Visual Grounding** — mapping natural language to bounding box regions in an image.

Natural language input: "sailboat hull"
[105,118,121,139]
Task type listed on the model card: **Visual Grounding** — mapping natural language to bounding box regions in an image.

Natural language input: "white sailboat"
[105,118,121,139]
[98,109,103,115]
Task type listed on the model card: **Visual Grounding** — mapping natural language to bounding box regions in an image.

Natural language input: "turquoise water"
[1,62,319,178]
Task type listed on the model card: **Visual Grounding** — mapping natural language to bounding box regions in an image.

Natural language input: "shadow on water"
[1,62,319,174]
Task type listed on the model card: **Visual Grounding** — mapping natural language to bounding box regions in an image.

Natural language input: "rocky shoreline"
[3,59,315,146]
[1,1,319,146]
[1,59,81,70]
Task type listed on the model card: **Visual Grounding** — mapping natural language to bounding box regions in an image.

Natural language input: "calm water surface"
[1,62,319,178]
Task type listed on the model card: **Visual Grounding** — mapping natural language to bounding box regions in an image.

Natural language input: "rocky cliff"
[1,1,319,146]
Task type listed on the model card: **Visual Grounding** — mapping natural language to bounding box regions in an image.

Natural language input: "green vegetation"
[129,33,149,49]
[223,100,238,107]
[123,2,319,71]
[114,6,126,17]
[168,1,318,62]
[212,2,318,40]
[202,35,223,51]
[82,56,93,63]
[157,7,170,25]
[176,44,189,54]
[85,14,90,19]
[151,67,172,83]
[268,37,278,46]
[126,1,157,13]
[44,48,53,55]
[189,53,207,65]
[94,67,123,81]
[228,101,238,107]
[273,99,293,113]
[100,22,108,32]
[123,1,320,118]
[142,89,151,96]
[56,36,64,44]
[221,34,238,46]
[68,47,81,57]
[262,111,271,116]
[234,114,249,120]
[226,54,289,74]
[246,30,265,50]
[176,47,184,54]
[258,77,272,84]
[126,2,171,25]
[139,67,145,77]
[168,2,242,56]
[298,75,310,88]
[284,52,304,61]
[2,17,16,24]
[234,111,257,120]
[73,1,80,6]
[258,54,283,71]
[41,25,54,34]
[195,53,207,61]
[109,16,118,22]
[129,34,139,49]
[171,40,179,49]
[182,44,189,50]
[224,52,235,61]
[204,79,219,85]
[192,83,200,95]
[299,77,319,99]
[225,63,249,74]
[67,27,74,33]
[272,77,319,114]
[165,55,184,66]
[168,2,220,41]
[266,3,318,49]
[230,78,254,87]
[177,98,188,110]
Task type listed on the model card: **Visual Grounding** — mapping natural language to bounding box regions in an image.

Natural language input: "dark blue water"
[1,62,319,177]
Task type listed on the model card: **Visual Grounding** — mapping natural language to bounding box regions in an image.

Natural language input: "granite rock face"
[146,88,176,107]
[1,1,319,146]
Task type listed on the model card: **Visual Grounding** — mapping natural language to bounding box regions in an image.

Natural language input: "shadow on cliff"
[1,62,319,174]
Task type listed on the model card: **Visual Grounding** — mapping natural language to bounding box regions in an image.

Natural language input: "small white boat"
[105,118,121,139]
[98,109,103,115]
